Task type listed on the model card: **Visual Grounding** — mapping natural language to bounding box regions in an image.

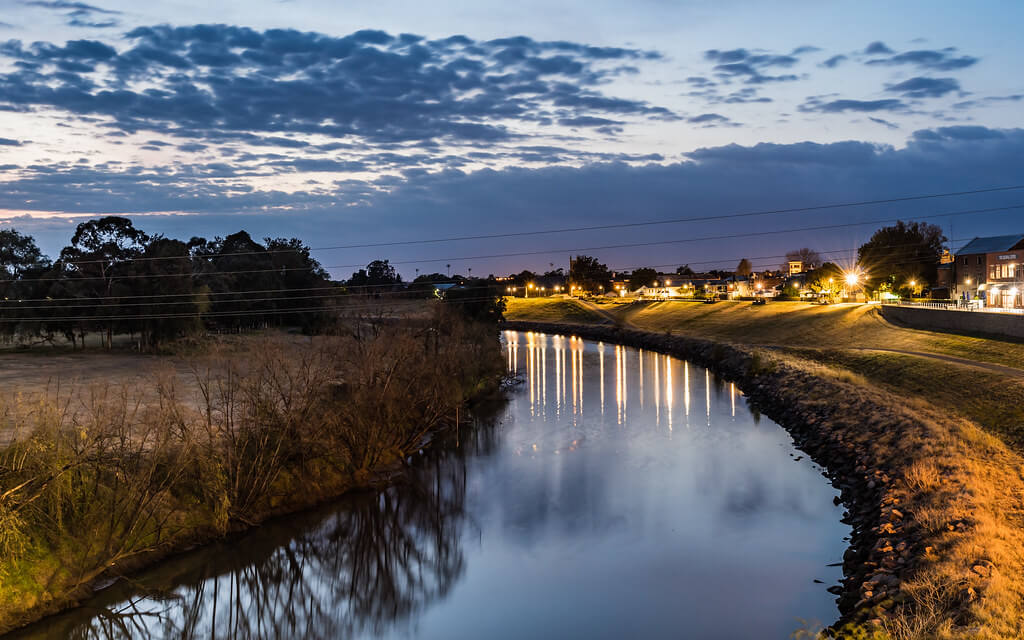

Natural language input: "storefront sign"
[998,253,1018,260]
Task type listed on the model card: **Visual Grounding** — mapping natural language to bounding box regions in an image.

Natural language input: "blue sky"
[0,0,1022,277]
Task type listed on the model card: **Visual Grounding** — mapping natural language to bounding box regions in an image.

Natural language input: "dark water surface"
[11,331,848,639]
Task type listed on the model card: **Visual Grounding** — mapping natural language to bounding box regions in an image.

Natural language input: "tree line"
[1,217,339,349]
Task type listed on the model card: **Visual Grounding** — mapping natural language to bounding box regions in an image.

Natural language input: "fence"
[888,300,1024,315]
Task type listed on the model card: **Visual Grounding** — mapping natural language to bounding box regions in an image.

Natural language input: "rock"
[971,563,993,578]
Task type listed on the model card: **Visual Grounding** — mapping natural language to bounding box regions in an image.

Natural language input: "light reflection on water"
[9,331,848,640]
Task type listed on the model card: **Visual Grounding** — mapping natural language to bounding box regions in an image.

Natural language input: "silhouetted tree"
[569,255,611,294]
[58,216,150,348]
[629,267,659,290]
[0,229,52,342]
[736,258,752,277]
[781,248,821,273]
[857,221,946,295]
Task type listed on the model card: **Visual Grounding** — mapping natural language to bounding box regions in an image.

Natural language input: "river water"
[11,331,848,639]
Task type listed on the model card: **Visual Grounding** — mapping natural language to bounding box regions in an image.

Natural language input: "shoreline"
[503,320,1004,636]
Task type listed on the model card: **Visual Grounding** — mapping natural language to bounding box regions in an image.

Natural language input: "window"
[978,256,984,265]
[990,265,997,279]
[963,257,969,265]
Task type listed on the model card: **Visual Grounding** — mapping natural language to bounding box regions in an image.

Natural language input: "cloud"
[702,47,802,84]
[912,126,1006,142]
[866,48,978,71]
[687,113,735,126]
[558,116,623,127]
[820,55,847,68]
[685,76,715,87]
[885,76,960,98]
[953,94,1022,110]
[868,117,899,130]
[0,25,674,146]
[22,0,121,28]
[7,128,1024,276]
[864,41,893,55]
[800,98,907,113]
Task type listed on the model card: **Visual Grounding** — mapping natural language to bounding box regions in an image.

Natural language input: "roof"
[957,234,1024,255]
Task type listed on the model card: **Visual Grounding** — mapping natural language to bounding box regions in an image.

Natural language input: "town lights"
[844,272,859,286]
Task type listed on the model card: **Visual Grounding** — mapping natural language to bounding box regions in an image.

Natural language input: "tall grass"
[0,309,504,632]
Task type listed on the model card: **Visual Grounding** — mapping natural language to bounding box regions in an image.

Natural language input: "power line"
[0,295,501,323]
[0,233,975,309]
[5,202,1019,285]
[40,183,1024,268]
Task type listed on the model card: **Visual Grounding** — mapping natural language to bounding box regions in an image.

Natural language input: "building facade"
[953,234,1024,309]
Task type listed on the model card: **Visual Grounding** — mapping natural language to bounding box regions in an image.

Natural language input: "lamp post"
[844,272,859,300]
[527,283,534,298]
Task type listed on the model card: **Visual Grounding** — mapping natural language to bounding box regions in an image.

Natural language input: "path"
[850,347,1024,380]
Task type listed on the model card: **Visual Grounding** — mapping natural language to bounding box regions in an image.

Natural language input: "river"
[9,331,849,639]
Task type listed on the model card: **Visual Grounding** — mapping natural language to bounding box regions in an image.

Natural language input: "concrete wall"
[881,304,1024,340]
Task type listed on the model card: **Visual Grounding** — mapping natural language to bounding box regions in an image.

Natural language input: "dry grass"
[0,311,505,634]
[766,350,1024,639]
[504,297,609,324]
[562,299,1024,370]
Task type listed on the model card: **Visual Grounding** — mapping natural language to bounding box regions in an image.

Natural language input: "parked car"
[752,297,767,305]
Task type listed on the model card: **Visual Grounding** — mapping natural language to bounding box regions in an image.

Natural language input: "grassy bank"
[507,298,1024,370]
[504,304,1024,639]
[0,310,505,634]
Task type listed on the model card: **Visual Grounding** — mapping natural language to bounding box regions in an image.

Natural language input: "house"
[953,234,1024,309]
[636,285,683,299]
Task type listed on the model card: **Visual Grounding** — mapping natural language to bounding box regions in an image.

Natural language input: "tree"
[676,264,695,276]
[857,221,946,295]
[569,255,612,294]
[265,237,335,331]
[781,248,821,273]
[131,238,202,347]
[203,231,279,330]
[348,259,402,291]
[0,229,52,342]
[630,267,659,290]
[58,216,150,348]
[805,262,844,302]
[735,258,752,277]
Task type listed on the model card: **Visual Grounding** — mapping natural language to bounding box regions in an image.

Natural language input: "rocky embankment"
[504,321,992,634]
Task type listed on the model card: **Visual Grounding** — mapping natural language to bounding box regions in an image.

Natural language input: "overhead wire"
[4,202,1020,285]
[49,183,1024,267]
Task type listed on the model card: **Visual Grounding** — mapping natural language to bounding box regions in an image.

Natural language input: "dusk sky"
[1,0,1023,278]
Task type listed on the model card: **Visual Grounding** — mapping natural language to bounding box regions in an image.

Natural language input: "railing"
[887,300,1024,315]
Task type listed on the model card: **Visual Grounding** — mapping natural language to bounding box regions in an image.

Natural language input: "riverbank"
[0,314,506,635]
[504,320,1024,639]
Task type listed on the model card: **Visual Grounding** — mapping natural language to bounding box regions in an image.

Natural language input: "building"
[788,260,804,276]
[953,234,1024,309]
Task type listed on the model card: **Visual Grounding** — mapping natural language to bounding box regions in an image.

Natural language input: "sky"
[0,0,1022,278]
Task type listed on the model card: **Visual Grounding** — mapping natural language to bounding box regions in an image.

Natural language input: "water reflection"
[15,332,847,640]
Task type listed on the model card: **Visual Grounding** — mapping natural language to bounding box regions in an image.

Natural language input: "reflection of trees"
[38,415,506,640]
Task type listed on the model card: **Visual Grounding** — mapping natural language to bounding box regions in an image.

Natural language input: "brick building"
[953,234,1024,308]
